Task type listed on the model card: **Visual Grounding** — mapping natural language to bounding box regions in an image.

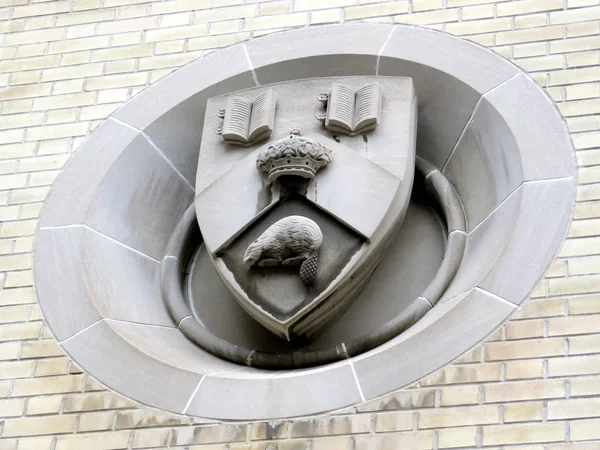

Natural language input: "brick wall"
[0,0,599,449]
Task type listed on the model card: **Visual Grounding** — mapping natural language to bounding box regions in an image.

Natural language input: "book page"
[354,83,382,132]
[326,83,355,132]
[248,90,276,142]
[222,96,252,142]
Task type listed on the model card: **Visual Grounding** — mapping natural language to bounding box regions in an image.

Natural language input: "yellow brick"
[105,59,136,75]
[569,295,600,314]
[3,414,76,437]
[49,36,110,54]
[188,32,250,50]
[568,50,600,68]
[0,112,44,131]
[437,426,477,448]
[0,398,25,417]
[567,83,600,101]
[4,28,64,47]
[9,187,51,204]
[12,374,84,397]
[571,375,600,397]
[421,405,497,429]
[159,11,192,27]
[374,411,412,432]
[12,1,70,19]
[41,63,104,82]
[20,340,63,359]
[550,354,600,377]
[92,44,153,62]
[291,415,370,438]
[25,16,55,31]
[395,9,459,25]
[0,360,34,379]
[47,109,79,125]
[79,411,117,432]
[517,54,564,72]
[25,123,88,142]
[422,363,500,385]
[552,36,600,54]
[549,398,600,420]
[152,0,211,15]
[498,0,563,17]
[16,43,48,58]
[440,385,479,406]
[505,359,544,380]
[209,19,241,34]
[33,93,96,111]
[112,32,143,46]
[156,40,185,54]
[260,1,289,15]
[0,287,35,306]
[568,21,600,38]
[0,55,58,75]
[64,392,134,412]
[58,9,116,27]
[115,408,186,429]
[486,338,565,361]
[484,423,564,445]
[12,436,54,450]
[26,395,63,415]
[97,16,158,35]
[486,380,565,403]
[145,24,207,42]
[0,83,51,101]
[549,274,600,295]
[551,67,600,86]
[73,0,102,11]
[504,402,543,423]
[244,11,307,29]
[413,0,443,12]
[551,5,600,25]
[571,418,600,441]
[86,72,147,90]
[496,25,564,46]
[119,4,149,19]
[11,70,41,86]
[138,52,200,71]
[462,4,494,20]
[34,358,70,377]
[345,2,408,20]
[506,320,545,339]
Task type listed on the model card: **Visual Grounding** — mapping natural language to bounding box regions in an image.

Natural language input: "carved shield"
[195,76,417,340]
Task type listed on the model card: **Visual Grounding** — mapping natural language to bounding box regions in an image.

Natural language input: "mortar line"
[342,343,366,403]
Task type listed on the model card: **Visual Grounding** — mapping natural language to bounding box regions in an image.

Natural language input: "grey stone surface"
[85,133,194,260]
[61,320,202,413]
[38,119,139,228]
[35,226,173,340]
[442,96,523,231]
[439,186,522,303]
[421,231,466,305]
[185,361,363,419]
[33,23,577,420]
[34,228,102,342]
[423,169,466,233]
[245,23,394,85]
[478,177,575,304]
[483,73,577,181]
[379,26,518,169]
[106,319,238,374]
[353,288,516,400]
[112,44,256,186]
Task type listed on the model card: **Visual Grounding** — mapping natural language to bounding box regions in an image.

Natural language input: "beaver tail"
[299,250,319,286]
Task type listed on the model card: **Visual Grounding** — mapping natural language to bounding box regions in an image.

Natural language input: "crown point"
[256,134,332,182]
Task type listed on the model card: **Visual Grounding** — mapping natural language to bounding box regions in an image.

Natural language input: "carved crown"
[256,131,332,182]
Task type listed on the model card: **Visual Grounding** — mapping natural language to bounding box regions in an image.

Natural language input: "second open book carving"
[319,82,383,136]
[220,89,276,146]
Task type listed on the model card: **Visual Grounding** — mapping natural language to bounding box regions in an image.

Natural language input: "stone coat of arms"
[194,76,417,341]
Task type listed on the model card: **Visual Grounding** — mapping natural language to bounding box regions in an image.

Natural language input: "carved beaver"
[243,215,323,285]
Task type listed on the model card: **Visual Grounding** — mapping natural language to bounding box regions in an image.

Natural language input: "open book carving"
[218,90,276,146]
[317,83,383,136]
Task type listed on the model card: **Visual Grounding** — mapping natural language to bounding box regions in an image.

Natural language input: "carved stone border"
[34,23,576,420]
[161,156,466,369]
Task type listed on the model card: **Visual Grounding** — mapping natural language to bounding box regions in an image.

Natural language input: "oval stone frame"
[34,23,576,420]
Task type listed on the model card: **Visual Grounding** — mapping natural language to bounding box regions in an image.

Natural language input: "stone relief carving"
[243,215,323,286]
[256,129,332,181]
[315,82,382,135]
[216,89,276,146]
[194,77,416,341]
